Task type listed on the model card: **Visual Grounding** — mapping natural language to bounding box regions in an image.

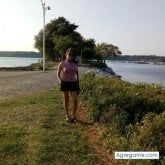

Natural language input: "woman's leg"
[70,92,78,119]
[62,91,70,117]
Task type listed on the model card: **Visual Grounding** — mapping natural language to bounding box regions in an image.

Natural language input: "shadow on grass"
[77,119,94,126]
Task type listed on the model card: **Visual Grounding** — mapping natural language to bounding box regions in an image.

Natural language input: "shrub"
[80,73,165,164]
[30,62,43,70]
[30,61,56,71]
[128,112,165,164]
[80,74,165,125]
[99,105,129,134]
[90,60,106,69]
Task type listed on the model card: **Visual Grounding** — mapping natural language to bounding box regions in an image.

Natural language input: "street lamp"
[80,38,83,64]
[41,0,50,72]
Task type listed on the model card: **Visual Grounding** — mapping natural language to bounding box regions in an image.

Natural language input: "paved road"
[0,66,90,100]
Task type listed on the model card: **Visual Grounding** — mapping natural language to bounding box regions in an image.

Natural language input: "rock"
[85,67,121,78]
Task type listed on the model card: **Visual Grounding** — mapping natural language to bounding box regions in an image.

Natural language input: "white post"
[43,2,46,72]
[41,0,50,72]
[80,39,82,64]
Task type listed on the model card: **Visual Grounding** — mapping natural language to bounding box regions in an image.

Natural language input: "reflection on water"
[106,60,165,86]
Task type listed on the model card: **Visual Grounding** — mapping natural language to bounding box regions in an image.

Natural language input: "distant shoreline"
[0,66,33,71]
[0,51,42,58]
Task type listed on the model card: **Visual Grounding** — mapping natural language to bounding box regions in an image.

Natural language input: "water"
[0,57,42,68]
[106,60,165,86]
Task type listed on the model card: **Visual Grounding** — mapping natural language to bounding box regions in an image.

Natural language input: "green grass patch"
[0,125,26,164]
[0,87,96,164]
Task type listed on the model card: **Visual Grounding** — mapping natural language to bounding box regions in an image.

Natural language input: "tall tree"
[81,39,96,62]
[34,16,121,63]
[34,17,82,61]
[96,43,122,64]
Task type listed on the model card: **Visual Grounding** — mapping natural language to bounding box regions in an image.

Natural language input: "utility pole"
[41,0,50,72]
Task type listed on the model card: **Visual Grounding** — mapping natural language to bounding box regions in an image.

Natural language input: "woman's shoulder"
[57,61,64,68]
[59,60,70,68]
[59,60,65,65]
[59,60,77,66]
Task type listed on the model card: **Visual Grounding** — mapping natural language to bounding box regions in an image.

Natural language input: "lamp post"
[80,38,83,64]
[41,0,50,72]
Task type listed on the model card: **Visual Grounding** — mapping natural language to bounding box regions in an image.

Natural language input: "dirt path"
[77,104,117,165]
[0,66,89,100]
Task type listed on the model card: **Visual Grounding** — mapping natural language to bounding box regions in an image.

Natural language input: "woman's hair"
[63,48,74,60]
[65,48,73,54]
[63,48,80,64]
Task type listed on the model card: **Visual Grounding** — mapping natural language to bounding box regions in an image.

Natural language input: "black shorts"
[60,81,79,92]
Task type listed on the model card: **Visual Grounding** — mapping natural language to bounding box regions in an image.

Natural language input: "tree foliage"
[81,39,96,62]
[34,16,122,62]
[96,43,122,64]
[34,17,82,61]
[82,48,95,62]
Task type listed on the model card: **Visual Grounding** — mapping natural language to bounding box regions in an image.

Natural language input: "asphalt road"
[0,66,90,100]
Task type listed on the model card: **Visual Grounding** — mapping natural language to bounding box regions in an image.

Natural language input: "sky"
[0,0,164,56]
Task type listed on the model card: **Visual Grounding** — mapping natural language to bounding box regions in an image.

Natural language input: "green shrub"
[80,73,128,122]
[30,62,43,70]
[124,112,165,164]
[80,74,165,124]
[80,73,165,164]
[30,61,56,71]
[130,112,165,156]
[90,60,106,69]
[45,61,56,70]
[99,105,129,134]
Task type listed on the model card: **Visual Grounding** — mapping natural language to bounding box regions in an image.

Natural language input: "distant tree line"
[1,51,164,63]
[0,51,42,58]
[108,55,165,62]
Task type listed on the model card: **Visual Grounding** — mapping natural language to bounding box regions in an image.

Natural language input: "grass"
[0,87,97,165]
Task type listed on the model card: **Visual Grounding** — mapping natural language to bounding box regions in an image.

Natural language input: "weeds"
[80,73,165,164]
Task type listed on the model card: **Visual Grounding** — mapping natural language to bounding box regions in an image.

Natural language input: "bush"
[30,62,43,70]
[130,112,165,153]
[80,73,165,164]
[30,61,56,71]
[80,74,165,124]
[127,112,165,164]
[90,60,106,69]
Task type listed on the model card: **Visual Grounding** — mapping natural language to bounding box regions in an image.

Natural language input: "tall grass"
[80,73,165,165]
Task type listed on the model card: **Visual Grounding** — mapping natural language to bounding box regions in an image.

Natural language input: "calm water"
[0,57,42,68]
[106,60,165,86]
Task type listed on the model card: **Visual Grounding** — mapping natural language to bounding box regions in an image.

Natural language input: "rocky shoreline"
[85,67,121,78]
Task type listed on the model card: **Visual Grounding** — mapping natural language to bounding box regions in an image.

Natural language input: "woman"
[57,48,79,123]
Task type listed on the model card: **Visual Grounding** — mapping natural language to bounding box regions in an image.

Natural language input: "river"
[0,57,42,68]
[106,60,165,87]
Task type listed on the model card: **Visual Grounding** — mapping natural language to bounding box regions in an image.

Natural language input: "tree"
[96,43,122,64]
[54,36,74,60]
[81,39,96,62]
[34,16,122,63]
[34,17,82,61]
[82,48,95,62]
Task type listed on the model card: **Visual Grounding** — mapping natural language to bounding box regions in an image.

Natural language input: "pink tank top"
[60,61,78,81]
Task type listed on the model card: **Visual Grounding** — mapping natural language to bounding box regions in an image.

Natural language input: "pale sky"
[0,0,164,56]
